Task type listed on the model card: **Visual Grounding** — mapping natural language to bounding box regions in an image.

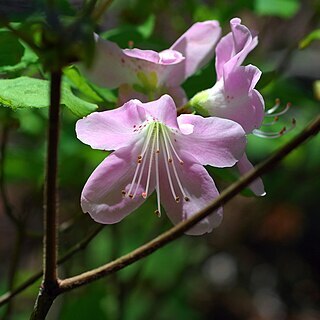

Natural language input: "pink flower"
[76,95,246,235]
[85,21,221,107]
[190,18,266,196]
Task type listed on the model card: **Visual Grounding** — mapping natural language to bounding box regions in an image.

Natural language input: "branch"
[0,121,19,226]
[0,225,104,307]
[58,115,320,293]
[29,71,62,320]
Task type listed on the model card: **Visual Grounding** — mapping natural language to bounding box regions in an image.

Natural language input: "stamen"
[262,116,279,126]
[253,118,296,139]
[161,125,189,201]
[127,123,156,198]
[266,100,291,117]
[162,127,184,165]
[155,123,161,217]
[143,124,156,198]
[160,128,179,202]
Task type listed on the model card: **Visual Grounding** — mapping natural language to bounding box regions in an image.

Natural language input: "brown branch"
[0,225,104,308]
[29,71,62,320]
[58,115,320,293]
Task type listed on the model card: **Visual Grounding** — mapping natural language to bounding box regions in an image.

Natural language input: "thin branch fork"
[57,115,320,293]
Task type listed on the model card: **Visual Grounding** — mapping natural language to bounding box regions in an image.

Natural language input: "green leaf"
[299,29,320,49]
[137,14,155,39]
[0,30,24,67]
[62,84,98,117]
[254,0,300,18]
[256,70,278,90]
[0,77,97,117]
[63,66,117,104]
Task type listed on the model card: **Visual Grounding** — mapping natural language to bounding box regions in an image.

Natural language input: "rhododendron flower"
[85,21,221,107]
[76,95,246,235]
[190,18,265,196]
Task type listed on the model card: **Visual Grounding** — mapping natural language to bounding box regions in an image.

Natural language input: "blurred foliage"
[0,0,320,320]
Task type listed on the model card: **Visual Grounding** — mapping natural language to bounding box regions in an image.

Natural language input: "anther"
[154,210,161,217]
[184,196,190,202]
[142,192,147,198]
[175,196,180,203]
[121,190,126,197]
[279,127,286,135]
[129,193,134,199]
[168,158,173,163]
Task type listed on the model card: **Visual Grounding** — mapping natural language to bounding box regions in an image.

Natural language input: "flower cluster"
[77,18,266,235]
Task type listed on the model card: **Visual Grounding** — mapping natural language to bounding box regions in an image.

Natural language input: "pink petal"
[215,18,258,80]
[223,65,265,133]
[177,114,246,167]
[168,20,221,85]
[166,86,188,109]
[159,154,223,235]
[86,36,184,89]
[141,95,179,130]
[237,153,266,196]
[76,100,146,150]
[81,145,153,224]
[85,37,138,88]
[118,84,149,105]
[118,84,188,109]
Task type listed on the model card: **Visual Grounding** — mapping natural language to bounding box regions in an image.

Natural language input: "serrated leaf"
[0,77,97,117]
[299,29,320,49]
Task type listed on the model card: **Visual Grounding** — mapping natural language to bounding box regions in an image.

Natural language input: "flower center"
[122,120,189,217]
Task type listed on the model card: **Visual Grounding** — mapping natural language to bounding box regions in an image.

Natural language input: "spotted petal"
[222,65,265,133]
[76,100,146,150]
[141,95,179,130]
[86,36,184,89]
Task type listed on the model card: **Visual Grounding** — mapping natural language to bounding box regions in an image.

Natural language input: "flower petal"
[222,65,265,132]
[237,153,266,196]
[76,100,146,150]
[166,86,188,109]
[85,36,184,89]
[85,37,138,88]
[177,114,246,167]
[81,145,154,224]
[215,18,258,80]
[141,95,179,130]
[168,20,221,85]
[159,154,223,235]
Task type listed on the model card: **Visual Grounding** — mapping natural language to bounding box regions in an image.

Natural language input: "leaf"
[63,66,117,103]
[254,0,300,18]
[299,29,320,49]
[0,77,97,117]
[62,84,98,117]
[0,30,25,67]
[137,14,155,39]
[256,70,278,90]
[313,80,320,101]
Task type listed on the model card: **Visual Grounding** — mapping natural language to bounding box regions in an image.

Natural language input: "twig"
[91,0,114,21]
[0,225,104,307]
[29,71,62,320]
[58,115,320,293]
[0,121,19,226]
